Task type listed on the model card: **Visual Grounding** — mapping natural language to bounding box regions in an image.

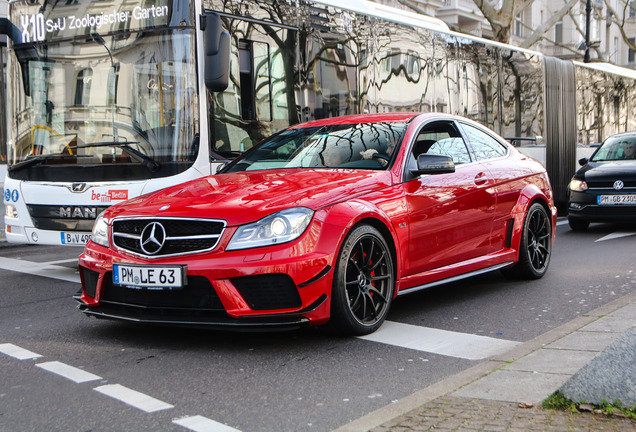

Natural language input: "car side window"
[461,124,508,161]
[410,121,471,169]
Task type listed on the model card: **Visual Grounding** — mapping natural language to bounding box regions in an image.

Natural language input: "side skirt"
[397,262,514,296]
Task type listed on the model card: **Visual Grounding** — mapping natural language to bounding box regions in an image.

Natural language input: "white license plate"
[61,232,91,245]
[113,264,186,290]
[597,194,636,205]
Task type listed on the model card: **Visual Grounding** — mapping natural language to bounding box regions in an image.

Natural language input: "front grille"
[27,204,109,231]
[112,217,225,258]
[101,272,225,310]
[231,274,302,310]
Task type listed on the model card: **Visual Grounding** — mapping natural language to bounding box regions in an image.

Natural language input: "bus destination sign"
[11,0,173,44]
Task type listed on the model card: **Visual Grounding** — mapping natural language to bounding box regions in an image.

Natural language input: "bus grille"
[112,217,226,258]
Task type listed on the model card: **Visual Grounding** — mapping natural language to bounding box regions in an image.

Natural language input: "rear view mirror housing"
[201,12,230,92]
[412,154,455,175]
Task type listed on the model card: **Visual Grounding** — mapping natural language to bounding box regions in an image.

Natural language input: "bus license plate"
[113,264,186,290]
[61,232,91,245]
[597,194,636,205]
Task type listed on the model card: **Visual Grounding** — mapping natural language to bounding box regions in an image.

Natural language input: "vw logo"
[613,180,625,190]
[140,222,166,255]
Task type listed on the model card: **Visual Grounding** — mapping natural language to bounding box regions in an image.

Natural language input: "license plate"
[597,194,636,205]
[113,264,186,290]
[61,232,91,245]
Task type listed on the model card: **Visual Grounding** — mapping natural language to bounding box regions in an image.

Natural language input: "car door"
[404,120,497,277]
[458,121,517,253]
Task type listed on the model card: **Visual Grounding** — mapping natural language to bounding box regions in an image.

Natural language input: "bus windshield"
[7,29,199,181]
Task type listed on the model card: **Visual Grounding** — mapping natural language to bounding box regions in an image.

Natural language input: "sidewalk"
[337,289,636,431]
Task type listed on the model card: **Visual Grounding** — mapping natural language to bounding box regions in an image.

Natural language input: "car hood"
[107,169,392,226]
[578,161,636,183]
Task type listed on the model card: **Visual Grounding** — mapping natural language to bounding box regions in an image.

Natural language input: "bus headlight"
[569,179,588,192]
[91,212,110,247]
[227,208,314,250]
[5,204,18,218]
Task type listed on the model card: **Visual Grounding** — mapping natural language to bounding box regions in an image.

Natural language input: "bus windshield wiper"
[8,155,49,173]
[8,154,96,173]
[68,141,161,172]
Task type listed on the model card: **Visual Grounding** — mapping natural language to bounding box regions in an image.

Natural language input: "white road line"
[94,384,174,413]
[173,416,242,432]
[556,219,569,226]
[42,258,79,265]
[36,361,102,383]
[596,231,636,242]
[358,321,519,360]
[0,257,80,283]
[0,343,43,360]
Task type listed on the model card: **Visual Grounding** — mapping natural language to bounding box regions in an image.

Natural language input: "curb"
[333,289,636,432]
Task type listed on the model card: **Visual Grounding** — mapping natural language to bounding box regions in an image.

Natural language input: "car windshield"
[223,122,407,172]
[591,136,636,161]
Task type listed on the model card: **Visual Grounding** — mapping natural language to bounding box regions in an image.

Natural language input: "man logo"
[71,183,88,193]
[59,207,97,219]
[140,222,166,255]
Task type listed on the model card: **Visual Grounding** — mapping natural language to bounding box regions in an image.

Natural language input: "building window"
[555,21,563,44]
[629,38,635,65]
[513,12,523,37]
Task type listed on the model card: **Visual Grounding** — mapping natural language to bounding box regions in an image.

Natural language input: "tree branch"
[519,0,578,48]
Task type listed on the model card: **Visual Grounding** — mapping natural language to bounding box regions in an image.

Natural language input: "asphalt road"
[0,220,635,432]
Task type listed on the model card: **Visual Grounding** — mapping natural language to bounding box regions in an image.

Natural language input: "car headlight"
[227,207,314,251]
[569,179,588,192]
[91,212,110,247]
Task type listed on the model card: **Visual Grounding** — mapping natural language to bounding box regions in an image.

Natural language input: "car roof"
[289,113,424,129]
[606,131,636,140]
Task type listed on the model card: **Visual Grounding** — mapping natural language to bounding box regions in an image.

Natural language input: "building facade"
[381,0,636,68]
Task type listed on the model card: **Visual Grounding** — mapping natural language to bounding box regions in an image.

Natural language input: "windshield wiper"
[68,141,161,172]
[8,154,95,173]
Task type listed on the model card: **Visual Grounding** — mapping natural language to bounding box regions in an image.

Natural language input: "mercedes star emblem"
[140,222,166,255]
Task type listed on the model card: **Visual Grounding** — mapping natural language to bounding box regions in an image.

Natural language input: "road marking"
[596,231,636,242]
[43,258,79,265]
[94,384,174,413]
[358,321,519,360]
[173,416,242,432]
[0,257,80,283]
[556,219,569,226]
[0,343,43,360]
[36,361,102,383]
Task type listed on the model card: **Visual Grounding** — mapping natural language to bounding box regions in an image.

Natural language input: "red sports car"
[76,113,557,335]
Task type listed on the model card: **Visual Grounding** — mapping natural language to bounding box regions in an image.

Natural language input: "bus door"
[210,16,298,157]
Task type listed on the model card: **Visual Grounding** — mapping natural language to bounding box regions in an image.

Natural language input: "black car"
[568,132,636,231]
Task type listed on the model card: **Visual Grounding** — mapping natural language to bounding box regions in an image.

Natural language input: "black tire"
[329,225,395,336]
[503,203,552,280]
[568,216,589,231]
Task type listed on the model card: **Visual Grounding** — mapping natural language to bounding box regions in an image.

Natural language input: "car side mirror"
[578,157,589,166]
[202,12,230,92]
[411,154,455,175]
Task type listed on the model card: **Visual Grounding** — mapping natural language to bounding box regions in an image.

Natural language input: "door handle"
[474,172,488,185]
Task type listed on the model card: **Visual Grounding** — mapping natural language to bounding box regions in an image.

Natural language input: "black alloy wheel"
[504,202,552,279]
[329,225,394,335]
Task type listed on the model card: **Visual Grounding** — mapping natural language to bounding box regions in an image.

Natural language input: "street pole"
[584,0,591,62]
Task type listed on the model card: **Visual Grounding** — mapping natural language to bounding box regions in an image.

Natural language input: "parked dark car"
[568,132,636,231]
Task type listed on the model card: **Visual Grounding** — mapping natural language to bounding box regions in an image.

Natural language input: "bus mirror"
[0,18,39,97]
[202,12,230,92]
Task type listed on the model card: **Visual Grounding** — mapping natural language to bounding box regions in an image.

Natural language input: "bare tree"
[603,0,636,52]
